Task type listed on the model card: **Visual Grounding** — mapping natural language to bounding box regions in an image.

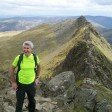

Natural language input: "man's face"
[23,45,32,56]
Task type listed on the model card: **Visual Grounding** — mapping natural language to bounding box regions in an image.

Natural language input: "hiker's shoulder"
[12,55,20,65]
[14,54,21,60]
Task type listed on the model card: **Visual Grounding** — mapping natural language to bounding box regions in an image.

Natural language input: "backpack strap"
[16,53,23,83]
[33,53,37,67]
[33,53,38,75]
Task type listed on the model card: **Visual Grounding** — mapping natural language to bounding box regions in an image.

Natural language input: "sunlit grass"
[0,30,23,37]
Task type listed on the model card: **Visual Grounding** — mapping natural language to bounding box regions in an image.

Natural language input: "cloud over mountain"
[0,0,112,17]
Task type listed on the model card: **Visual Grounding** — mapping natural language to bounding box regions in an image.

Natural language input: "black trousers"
[15,82,36,112]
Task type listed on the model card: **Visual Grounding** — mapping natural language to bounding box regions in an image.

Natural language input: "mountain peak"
[77,16,87,21]
[72,16,101,39]
[75,16,90,28]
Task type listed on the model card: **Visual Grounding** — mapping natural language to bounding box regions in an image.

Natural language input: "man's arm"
[35,64,41,85]
[9,66,18,91]
[10,66,16,83]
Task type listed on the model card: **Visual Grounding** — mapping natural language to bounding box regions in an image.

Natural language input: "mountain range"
[0,16,112,112]
[0,16,112,44]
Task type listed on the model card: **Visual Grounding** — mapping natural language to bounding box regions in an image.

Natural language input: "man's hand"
[12,82,18,91]
[35,78,41,86]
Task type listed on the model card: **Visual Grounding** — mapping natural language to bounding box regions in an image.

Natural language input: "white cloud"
[92,0,112,5]
[0,0,112,17]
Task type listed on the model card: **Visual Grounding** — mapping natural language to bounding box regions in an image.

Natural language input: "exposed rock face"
[41,71,76,106]
[74,87,97,111]
[74,16,90,28]
[95,100,111,112]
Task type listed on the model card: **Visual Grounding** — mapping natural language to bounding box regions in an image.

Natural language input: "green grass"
[95,84,112,105]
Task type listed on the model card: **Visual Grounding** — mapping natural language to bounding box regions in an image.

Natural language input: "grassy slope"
[0,19,77,71]
[0,24,58,71]
[42,25,112,79]
[0,31,23,37]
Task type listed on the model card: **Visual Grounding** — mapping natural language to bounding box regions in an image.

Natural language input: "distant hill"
[101,29,112,43]
[85,16,112,29]
[0,16,112,32]
[1,15,112,44]
[0,16,68,32]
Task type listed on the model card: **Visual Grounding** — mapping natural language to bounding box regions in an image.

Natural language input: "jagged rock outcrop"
[95,100,111,112]
[41,71,76,107]
[74,16,90,28]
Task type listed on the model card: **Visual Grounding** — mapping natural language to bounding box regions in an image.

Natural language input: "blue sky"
[1,0,112,17]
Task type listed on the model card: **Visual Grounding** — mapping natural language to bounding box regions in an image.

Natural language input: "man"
[10,41,40,112]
